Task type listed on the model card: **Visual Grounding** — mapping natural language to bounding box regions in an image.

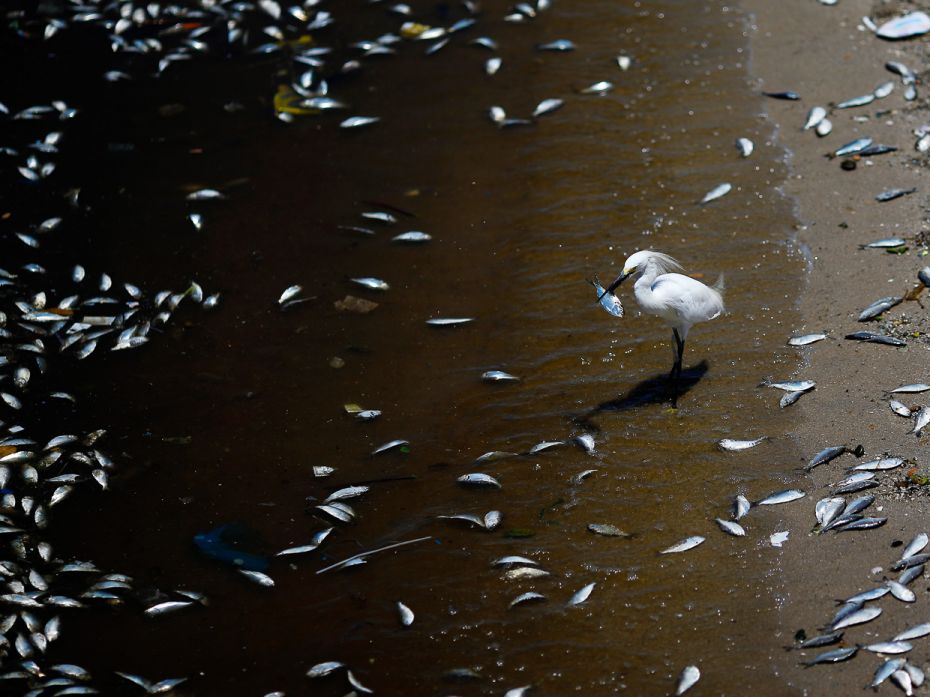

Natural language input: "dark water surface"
[4,0,811,694]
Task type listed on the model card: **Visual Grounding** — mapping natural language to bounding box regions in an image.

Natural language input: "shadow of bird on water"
[572,361,710,431]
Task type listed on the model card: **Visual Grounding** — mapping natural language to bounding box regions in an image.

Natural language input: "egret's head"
[621,250,656,277]
[602,250,681,297]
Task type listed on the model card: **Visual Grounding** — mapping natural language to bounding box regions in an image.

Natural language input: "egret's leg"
[670,329,685,407]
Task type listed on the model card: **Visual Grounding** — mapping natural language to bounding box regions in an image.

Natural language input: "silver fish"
[533,98,563,118]
[873,658,908,688]
[816,118,832,137]
[901,533,929,560]
[832,606,881,630]
[356,410,381,420]
[371,439,408,455]
[887,580,916,602]
[675,666,700,695]
[350,277,389,291]
[735,137,753,157]
[860,237,907,248]
[238,570,274,587]
[806,446,846,471]
[898,564,923,585]
[306,661,344,678]
[397,601,414,626]
[574,434,595,453]
[529,440,563,454]
[325,486,369,503]
[836,94,875,109]
[482,370,520,382]
[844,586,889,604]
[866,641,913,654]
[275,544,319,557]
[766,379,815,392]
[489,105,506,124]
[804,106,827,130]
[185,188,225,200]
[842,494,875,517]
[144,601,193,617]
[718,437,766,451]
[788,333,826,346]
[392,231,431,243]
[804,646,858,665]
[891,670,914,696]
[757,489,805,505]
[835,137,873,157]
[733,494,751,520]
[509,591,546,608]
[340,116,379,128]
[580,81,613,95]
[660,536,705,554]
[851,456,903,471]
[592,281,624,317]
[485,57,502,75]
[493,555,539,567]
[894,623,930,642]
[891,383,930,394]
[715,518,745,537]
[278,285,302,305]
[913,408,930,436]
[700,182,731,204]
[457,473,501,488]
[537,39,575,51]
[836,516,887,531]
[426,317,474,326]
[567,582,595,606]
[876,188,916,202]
[875,81,896,98]
[815,497,845,528]
[905,664,925,687]
[780,390,804,408]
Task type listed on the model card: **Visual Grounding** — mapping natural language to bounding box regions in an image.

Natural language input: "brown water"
[12,0,811,694]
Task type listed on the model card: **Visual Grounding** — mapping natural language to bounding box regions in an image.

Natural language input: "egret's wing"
[651,273,724,323]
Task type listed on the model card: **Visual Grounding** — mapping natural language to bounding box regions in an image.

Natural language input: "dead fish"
[351,277,389,291]
[392,231,431,243]
[873,658,908,688]
[616,55,633,70]
[806,445,846,471]
[371,439,408,455]
[876,188,916,202]
[361,212,397,224]
[591,280,624,317]
[493,555,539,567]
[356,410,381,420]
[186,188,226,201]
[276,544,319,557]
[278,285,302,305]
[567,582,595,606]
[426,317,474,326]
[537,39,575,51]
[795,631,844,650]
[340,116,380,129]
[572,468,598,484]
[718,437,767,451]
[835,137,873,157]
[867,641,913,654]
[470,37,498,50]
[675,666,700,695]
[489,105,506,124]
[503,567,549,581]
[835,94,875,109]
[485,57,502,75]
[815,497,845,528]
[859,296,902,321]
[347,670,373,695]
[144,601,194,617]
[780,390,804,408]
[396,601,414,626]
[816,118,832,137]
[833,606,881,630]
[733,495,751,520]
[588,523,630,537]
[789,333,827,346]
[580,81,613,95]
[238,570,274,587]
[851,456,903,471]
[457,473,501,488]
[735,137,753,157]
[804,106,827,130]
[894,623,930,641]
[306,661,345,678]
[699,182,731,204]
[509,591,546,608]
[574,434,596,454]
[920,268,930,287]
[861,237,908,249]
[325,486,369,503]
[715,518,746,537]
[757,489,805,505]
[874,80,896,98]
[842,494,875,517]
[912,408,930,436]
[528,440,563,454]
[876,11,930,40]
[891,383,930,394]
[893,553,930,571]
[533,98,563,118]
[859,144,897,156]
[503,686,533,697]
[482,370,519,382]
[475,451,516,463]
[845,331,906,346]
[765,379,815,392]
[901,533,929,560]
[836,516,887,532]
[892,670,914,696]
[660,536,704,554]
[763,90,801,100]
[887,61,917,81]
[887,580,916,603]
[891,400,913,417]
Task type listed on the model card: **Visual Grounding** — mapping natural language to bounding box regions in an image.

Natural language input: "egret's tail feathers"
[713,274,726,293]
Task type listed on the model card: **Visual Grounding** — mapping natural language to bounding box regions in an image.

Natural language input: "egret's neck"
[634,259,661,288]
[632,262,664,314]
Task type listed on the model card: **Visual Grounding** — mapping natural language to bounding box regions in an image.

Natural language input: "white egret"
[599,250,724,406]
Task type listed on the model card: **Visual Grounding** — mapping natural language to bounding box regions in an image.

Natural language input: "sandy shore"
[744,0,930,692]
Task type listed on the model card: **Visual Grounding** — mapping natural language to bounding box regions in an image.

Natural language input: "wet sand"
[746,0,930,691]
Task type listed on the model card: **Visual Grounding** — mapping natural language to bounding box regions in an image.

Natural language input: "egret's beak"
[597,269,631,301]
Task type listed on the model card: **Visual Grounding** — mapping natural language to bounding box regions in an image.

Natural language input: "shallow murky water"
[3,0,813,694]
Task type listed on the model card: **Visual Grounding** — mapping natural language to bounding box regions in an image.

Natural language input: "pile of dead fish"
[0,98,222,691]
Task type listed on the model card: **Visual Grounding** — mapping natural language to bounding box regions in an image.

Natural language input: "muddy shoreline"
[746,0,930,692]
